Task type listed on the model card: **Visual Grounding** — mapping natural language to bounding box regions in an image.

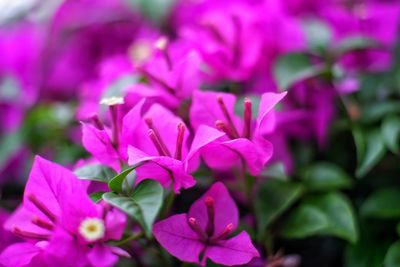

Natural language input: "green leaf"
[255,179,304,239]
[280,192,358,243]
[280,204,330,239]
[89,192,105,202]
[300,162,352,191]
[303,19,332,52]
[261,162,289,181]
[382,116,400,154]
[361,189,400,218]
[385,241,400,267]
[273,53,325,91]
[345,238,390,267]
[108,166,137,193]
[355,129,386,178]
[74,164,116,183]
[103,180,163,237]
[334,36,380,56]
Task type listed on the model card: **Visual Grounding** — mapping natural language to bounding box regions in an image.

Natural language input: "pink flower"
[190,90,286,176]
[153,182,259,266]
[0,156,128,267]
[124,100,223,193]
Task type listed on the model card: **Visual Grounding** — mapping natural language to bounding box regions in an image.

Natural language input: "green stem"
[112,231,143,246]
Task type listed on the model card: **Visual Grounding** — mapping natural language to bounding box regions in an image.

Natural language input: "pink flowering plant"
[1,0,400,266]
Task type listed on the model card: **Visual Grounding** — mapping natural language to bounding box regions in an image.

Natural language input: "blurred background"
[0,0,399,266]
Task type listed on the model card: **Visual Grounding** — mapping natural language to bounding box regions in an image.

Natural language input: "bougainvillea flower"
[81,97,127,172]
[321,0,400,71]
[179,3,264,82]
[133,38,203,109]
[125,100,223,192]
[153,182,259,266]
[190,90,286,176]
[0,156,128,267]
[277,81,337,147]
[41,0,144,100]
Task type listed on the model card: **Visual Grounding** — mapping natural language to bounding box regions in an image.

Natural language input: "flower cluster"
[0,0,399,266]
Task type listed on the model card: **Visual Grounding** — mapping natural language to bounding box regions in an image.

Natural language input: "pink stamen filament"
[242,98,252,138]
[188,217,208,242]
[148,130,169,156]
[110,105,120,149]
[216,96,239,138]
[210,223,234,242]
[145,118,171,157]
[215,120,237,139]
[27,194,57,222]
[175,123,185,160]
[32,216,54,231]
[90,114,104,130]
[12,227,51,240]
[205,196,215,236]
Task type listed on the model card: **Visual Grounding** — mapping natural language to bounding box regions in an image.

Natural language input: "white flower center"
[100,96,124,106]
[79,218,105,242]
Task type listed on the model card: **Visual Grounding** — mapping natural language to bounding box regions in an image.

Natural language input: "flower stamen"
[205,196,215,236]
[242,97,252,138]
[27,193,57,222]
[175,123,185,160]
[216,96,239,138]
[188,217,208,242]
[12,226,51,240]
[211,223,234,242]
[32,216,54,230]
[145,118,171,157]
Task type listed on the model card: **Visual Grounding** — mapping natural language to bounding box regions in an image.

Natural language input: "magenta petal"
[186,125,225,172]
[45,228,89,267]
[104,209,127,240]
[81,123,121,171]
[0,242,42,267]
[221,137,272,176]
[23,156,86,220]
[87,245,118,267]
[128,146,196,193]
[190,90,240,130]
[256,92,286,135]
[204,231,259,266]
[153,214,204,264]
[188,182,238,237]
[4,205,51,236]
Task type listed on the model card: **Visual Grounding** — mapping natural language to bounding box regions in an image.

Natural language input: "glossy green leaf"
[300,162,352,191]
[385,241,400,267]
[273,53,325,91]
[280,193,358,243]
[89,192,105,202]
[382,116,400,154]
[280,204,330,239]
[74,164,116,183]
[103,180,163,237]
[355,129,386,178]
[255,179,304,239]
[361,189,400,218]
[108,166,137,193]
